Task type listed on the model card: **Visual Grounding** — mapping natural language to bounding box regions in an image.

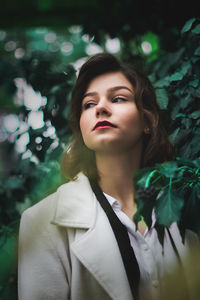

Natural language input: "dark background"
[0,1,200,299]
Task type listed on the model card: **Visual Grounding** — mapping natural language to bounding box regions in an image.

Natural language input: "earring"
[144,127,150,134]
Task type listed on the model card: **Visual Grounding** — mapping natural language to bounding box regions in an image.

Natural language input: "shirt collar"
[103,192,122,210]
[103,192,156,229]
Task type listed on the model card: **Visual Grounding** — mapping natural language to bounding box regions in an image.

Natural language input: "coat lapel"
[71,200,133,300]
[51,173,96,229]
[51,173,133,300]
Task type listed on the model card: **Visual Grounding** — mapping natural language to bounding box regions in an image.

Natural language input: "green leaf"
[191,134,200,155]
[155,88,169,109]
[180,94,192,109]
[194,46,200,56]
[183,118,192,129]
[0,232,18,283]
[189,110,200,119]
[169,62,191,82]
[169,128,180,144]
[154,223,165,246]
[154,76,170,88]
[181,18,196,34]
[179,142,192,158]
[156,161,178,178]
[133,167,154,189]
[193,158,200,168]
[180,185,200,235]
[156,189,184,227]
[169,72,183,82]
[175,113,186,118]
[180,61,191,76]
[189,79,199,87]
[4,177,24,190]
[191,24,200,34]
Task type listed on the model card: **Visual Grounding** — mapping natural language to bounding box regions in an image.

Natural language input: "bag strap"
[89,179,140,300]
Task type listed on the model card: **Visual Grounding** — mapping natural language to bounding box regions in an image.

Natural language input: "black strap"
[89,179,140,300]
[166,228,182,265]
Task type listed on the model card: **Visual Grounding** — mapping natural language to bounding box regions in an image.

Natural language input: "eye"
[83,102,96,110]
[112,97,127,103]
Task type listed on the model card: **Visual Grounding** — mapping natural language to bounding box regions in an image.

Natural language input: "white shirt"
[104,192,181,300]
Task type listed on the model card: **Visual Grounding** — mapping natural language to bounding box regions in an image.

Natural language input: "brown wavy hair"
[61,53,174,181]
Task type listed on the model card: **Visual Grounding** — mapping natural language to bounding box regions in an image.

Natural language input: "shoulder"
[19,172,95,231]
[20,191,57,228]
[19,190,62,245]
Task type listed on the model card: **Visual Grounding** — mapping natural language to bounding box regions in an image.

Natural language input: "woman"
[18,53,197,300]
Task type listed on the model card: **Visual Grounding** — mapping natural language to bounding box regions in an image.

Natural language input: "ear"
[144,127,150,134]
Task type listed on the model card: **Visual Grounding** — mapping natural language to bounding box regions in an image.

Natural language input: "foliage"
[0,32,79,298]
[0,11,200,299]
[1,0,199,53]
[134,157,200,243]
[134,18,200,244]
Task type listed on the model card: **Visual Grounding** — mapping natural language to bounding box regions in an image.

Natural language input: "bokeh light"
[141,41,152,54]
[105,37,120,53]
[15,48,25,59]
[44,32,57,43]
[23,83,47,110]
[35,137,42,144]
[3,115,19,133]
[86,43,103,55]
[61,42,73,55]
[15,132,30,153]
[68,25,82,34]
[5,41,17,52]
[27,111,44,129]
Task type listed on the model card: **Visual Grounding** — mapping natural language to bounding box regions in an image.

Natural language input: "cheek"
[79,114,90,143]
[79,115,86,136]
[120,108,143,130]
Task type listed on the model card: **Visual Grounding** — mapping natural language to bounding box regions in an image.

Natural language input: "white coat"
[18,173,198,300]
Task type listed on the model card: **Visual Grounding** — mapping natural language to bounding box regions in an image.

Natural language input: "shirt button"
[152,280,159,288]
[142,244,149,251]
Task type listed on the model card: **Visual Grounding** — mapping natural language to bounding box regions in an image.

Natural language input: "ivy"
[134,157,200,243]
[133,18,200,243]
[180,18,196,34]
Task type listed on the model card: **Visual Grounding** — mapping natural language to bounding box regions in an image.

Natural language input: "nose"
[96,100,111,117]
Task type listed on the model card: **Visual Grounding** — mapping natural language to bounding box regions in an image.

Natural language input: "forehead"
[85,72,133,93]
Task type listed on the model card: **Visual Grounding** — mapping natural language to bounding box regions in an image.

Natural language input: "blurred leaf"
[0,232,18,283]
[156,161,178,177]
[194,46,200,56]
[189,110,200,119]
[189,79,199,87]
[191,24,200,34]
[181,17,196,34]
[169,72,184,82]
[191,134,200,155]
[4,177,24,190]
[156,188,184,227]
[180,185,200,234]
[169,128,180,144]
[156,88,169,109]
[154,76,170,88]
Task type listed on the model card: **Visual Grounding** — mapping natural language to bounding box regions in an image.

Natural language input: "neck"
[95,148,142,214]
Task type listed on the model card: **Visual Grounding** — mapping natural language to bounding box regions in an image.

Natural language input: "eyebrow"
[83,85,133,99]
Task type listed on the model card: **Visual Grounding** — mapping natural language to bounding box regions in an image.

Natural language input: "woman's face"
[79,72,145,155]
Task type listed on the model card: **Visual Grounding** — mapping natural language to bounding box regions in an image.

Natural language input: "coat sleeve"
[18,206,70,300]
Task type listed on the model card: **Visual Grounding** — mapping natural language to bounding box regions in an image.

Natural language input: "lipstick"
[93,121,117,130]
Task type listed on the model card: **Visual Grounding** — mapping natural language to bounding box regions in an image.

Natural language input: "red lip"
[93,121,117,130]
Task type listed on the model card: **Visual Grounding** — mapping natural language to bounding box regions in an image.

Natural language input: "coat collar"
[51,173,96,228]
[51,173,133,300]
